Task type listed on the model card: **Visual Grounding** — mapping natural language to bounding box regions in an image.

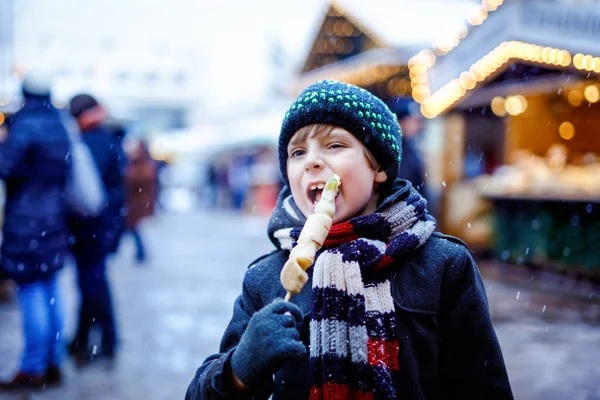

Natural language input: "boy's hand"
[231,300,306,387]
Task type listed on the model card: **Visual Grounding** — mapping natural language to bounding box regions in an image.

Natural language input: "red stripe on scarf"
[367,338,400,371]
[323,221,358,247]
[310,384,374,400]
[374,254,395,270]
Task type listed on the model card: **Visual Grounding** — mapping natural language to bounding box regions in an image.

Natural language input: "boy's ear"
[374,166,388,183]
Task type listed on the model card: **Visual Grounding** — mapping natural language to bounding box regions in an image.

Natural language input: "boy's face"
[286,126,387,224]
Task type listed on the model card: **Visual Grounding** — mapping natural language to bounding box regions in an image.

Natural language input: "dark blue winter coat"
[0,95,71,283]
[186,181,513,400]
[68,125,126,264]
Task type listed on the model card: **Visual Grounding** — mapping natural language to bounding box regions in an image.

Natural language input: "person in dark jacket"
[186,80,512,400]
[0,73,71,389]
[387,97,428,200]
[66,93,126,362]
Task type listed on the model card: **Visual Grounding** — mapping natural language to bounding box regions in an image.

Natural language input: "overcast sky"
[13,0,475,113]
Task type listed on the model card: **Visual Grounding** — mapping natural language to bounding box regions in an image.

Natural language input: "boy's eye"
[290,149,305,158]
[327,142,345,149]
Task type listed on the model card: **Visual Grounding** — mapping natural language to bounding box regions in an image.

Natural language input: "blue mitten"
[231,300,306,386]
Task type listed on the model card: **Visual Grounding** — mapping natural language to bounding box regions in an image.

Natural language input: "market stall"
[409,0,600,274]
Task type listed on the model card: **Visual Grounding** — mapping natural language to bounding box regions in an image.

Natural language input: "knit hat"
[22,71,52,97]
[279,80,402,184]
[69,93,99,118]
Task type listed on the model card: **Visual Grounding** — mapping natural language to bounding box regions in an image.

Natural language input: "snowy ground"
[1,203,598,399]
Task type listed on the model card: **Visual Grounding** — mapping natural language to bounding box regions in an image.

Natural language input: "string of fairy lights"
[408,0,600,119]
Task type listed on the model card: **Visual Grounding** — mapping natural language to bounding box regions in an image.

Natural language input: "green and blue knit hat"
[279,80,402,184]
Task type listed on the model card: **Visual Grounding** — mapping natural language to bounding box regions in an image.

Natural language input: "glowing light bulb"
[491,96,506,117]
[567,90,583,106]
[558,122,575,140]
[573,53,585,69]
[584,85,600,103]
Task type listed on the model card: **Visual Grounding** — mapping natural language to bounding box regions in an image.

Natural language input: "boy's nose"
[304,153,324,172]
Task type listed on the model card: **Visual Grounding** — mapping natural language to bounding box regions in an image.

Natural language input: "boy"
[186,80,513,399]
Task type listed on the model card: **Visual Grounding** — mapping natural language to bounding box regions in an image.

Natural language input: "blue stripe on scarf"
[351,214,390,240]
[312,287,365,326]
[386,232,421,255]
[310,354,398,399]
[312,287,397,341]
[337,239,384,267]
[365,311,397,341]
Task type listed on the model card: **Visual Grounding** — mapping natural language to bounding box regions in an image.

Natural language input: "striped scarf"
[270,183,436,400]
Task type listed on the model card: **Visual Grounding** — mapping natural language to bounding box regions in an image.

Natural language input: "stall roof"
[335,0,476,48]
[411,0,600,117]
[292,47,419,94]
[294,0,477,92]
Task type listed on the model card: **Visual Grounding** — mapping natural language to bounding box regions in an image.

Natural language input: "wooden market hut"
[411,0,600,273]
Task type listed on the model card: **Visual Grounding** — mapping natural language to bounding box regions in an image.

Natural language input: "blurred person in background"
[0,73,71,389]
[67,93,126,363]
[227,155,251,211]
[124,140,157,264]
[154,157,169,211]
[106,121,127,146]
[204,160,219,208]
[388,98,428,201]
[0,113,14,304]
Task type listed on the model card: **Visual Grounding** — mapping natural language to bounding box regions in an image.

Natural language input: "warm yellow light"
[541,47,551,63]
[573,53,585,69]
[567,90,584,106]
[593,58,600,73]
[549,49,559,64]
[0,112,5,126]
[557,50,571,67]
[516,43,527,59]
[470,65,486,81]
[394,80,411,95]
[342,22,354,36]
[507,41,519,57]
[410,74,428,85]
[559,122,575,140]
[515,95,528,113]
[412,85,430,96]
[584,85,600,103]
[412,92,429,104]
[482,0,499,11]
[505,95,526,116]
[409,64,427,76]
[491,96,506,116]
[532,46,543,62]
[420,103,434,119]
[468,6,488,25]
[583,55,594,71]
[420,49,437,68]
[333,20,345,36]
[459,71,476,90]
[435,36,458,53]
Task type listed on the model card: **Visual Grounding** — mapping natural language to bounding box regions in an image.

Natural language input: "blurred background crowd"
[1,0,600,399]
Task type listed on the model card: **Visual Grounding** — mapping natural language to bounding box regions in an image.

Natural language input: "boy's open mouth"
[306,181,340,207]
[307,183,325,206]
